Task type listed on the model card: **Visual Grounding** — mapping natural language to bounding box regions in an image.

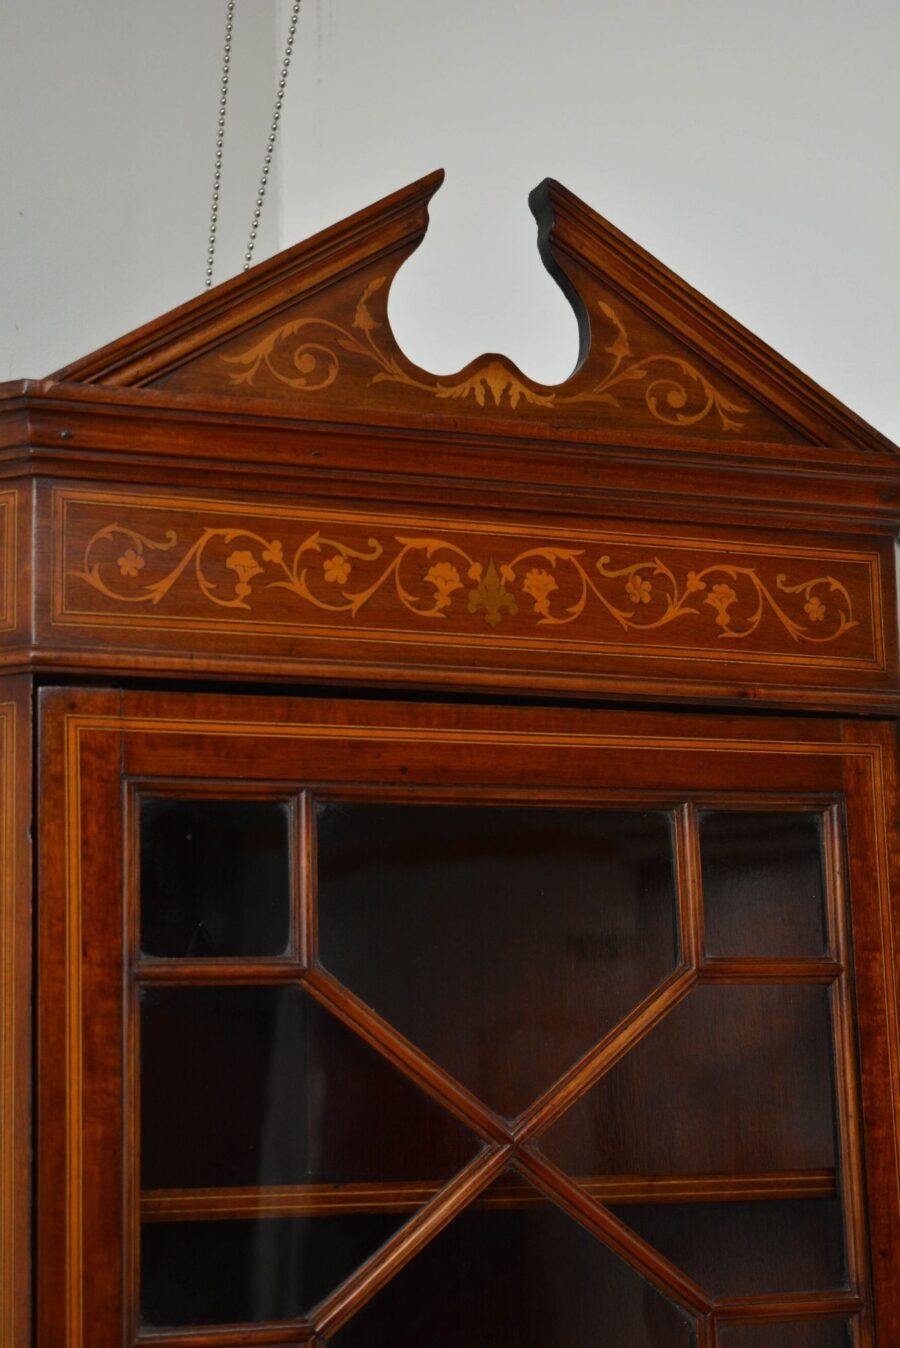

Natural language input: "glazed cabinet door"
[36,690,900,1347]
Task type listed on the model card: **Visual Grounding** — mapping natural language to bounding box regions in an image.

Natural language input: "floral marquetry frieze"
[47,490,887,696]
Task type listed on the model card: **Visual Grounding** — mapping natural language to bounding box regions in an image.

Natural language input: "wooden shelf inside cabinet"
[141,1170,838,1221]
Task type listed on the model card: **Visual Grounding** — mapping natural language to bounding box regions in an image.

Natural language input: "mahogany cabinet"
[1,172,899,1346]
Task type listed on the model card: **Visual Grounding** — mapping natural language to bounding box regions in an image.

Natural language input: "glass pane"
[615,1199,846,1296]
[317,803,678,1117]
[141,1215,400,1328]
[719,1323,851,1347]
[332,1170,695,1347]
[543,985,837,1174]
[140,797,292,958]
[700,811,827,957]
[140,985,480,1328]
[141,985,478,1188]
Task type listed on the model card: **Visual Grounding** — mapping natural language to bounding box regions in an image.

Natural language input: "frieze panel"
[53,490,884,674]
[0,700,16,1340]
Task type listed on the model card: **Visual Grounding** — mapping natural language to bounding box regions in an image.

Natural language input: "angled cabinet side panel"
[36,688,125,1348]
[838,718,900,1342]
[0,675,32,1348]
[0,482,34,673]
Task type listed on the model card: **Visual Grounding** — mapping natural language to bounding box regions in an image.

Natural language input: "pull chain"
[205,0,303,289]
[205,0,234,288]
[244,0,302,272]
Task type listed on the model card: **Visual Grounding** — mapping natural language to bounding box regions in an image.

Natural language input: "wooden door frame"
[36,688,900,1346]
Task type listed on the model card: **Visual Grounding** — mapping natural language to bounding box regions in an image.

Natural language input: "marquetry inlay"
[54,490,884,673]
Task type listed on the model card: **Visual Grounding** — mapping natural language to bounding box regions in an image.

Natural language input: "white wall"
[2,0,898,443]
[0,0,281,380]
[276,0,900,442]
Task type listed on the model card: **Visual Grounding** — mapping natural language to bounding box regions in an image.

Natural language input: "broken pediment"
[52,171,893,454]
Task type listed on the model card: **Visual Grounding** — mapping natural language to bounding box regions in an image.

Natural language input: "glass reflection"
[318,803,678,1117]
[333,1169,695,1347]
[140,984,479,1327]
[616,1198,846,1296]
[718,1322,850,1347]
[700,811,827,957]
[140,797,292,958]
[544,984,837,1176]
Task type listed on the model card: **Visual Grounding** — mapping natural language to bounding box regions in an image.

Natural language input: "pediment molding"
[50,171,895,456]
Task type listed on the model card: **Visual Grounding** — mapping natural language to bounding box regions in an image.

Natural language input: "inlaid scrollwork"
[71,520,858,647]
[563,302,749,431]
[221,279,747,429]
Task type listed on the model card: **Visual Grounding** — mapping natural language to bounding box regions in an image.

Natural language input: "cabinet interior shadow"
[140,797,292,958]
[317,801,678,1118]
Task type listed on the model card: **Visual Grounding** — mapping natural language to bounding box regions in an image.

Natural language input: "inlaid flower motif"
[353,276,385,334]
[704,582,738,629]
[804,595,826,622]
[262,540,284,564]
[425,561,463,610]
[685,571,706,594]
[625,573,652,605]
[225,549,263,600]
[116,548,145,578]
[467,560,518,628]
[323,554,351,584]
[226,550,262,583]
[522,567,558,616]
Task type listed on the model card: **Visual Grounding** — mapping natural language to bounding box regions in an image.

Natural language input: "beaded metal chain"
[204,0,234,288]
[205,0,302,288]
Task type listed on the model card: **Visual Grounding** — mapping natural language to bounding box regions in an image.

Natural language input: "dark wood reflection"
[700,810,827,958]
[718,1322,850,1347]
[616,1199,846,1296]
[140,1213,401,1328]
[543,984,837,1176]
[140,797,292,957]
[140,984,478,1191]
[316,803,678,1118]
[331,1170,695,1347]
